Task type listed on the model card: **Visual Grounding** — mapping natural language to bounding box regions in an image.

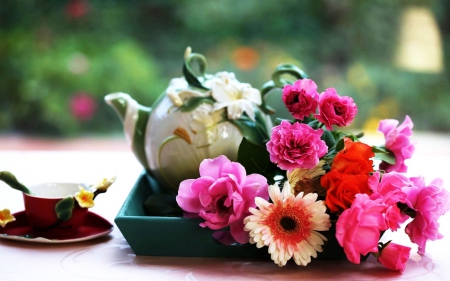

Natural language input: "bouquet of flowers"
[175,77,450,271]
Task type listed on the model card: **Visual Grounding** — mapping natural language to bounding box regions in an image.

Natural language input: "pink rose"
[377,115,415,173]
[378,242,411,271]
[282,78,319,120]
[402,177,450,254]
[314,88,357,130]
[266,120,328,170]
[176,155,269,244]
[336,194,388,264]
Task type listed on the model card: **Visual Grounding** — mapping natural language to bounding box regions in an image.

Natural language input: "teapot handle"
[260,63,308,114]
[183,51,209,90]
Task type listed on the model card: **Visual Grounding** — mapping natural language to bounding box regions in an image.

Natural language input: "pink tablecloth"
[0,134,450,281]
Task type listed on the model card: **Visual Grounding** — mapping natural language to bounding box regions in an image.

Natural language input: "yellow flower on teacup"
[0,209,15,227]
[74,187,95,208]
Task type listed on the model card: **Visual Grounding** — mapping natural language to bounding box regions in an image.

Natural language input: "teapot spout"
[104,92,129,122]
[104,92,151,170]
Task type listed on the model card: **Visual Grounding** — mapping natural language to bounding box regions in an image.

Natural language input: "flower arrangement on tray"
[101,48,449,271]
[173,75,450,270]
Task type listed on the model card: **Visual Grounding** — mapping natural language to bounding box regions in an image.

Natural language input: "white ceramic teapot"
[105,48,306,191]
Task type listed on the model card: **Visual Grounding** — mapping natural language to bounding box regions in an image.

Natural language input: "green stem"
[157,136,181,191]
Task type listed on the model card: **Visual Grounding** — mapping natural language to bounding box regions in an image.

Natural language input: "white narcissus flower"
[189,103,224,147]
[211,72,262,120]
[166,77,208,107]
[244,181,331,267]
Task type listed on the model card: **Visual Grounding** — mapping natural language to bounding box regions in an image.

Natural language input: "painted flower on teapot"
[105,48,275,191]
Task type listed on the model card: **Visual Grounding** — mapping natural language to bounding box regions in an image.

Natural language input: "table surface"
[1,133,450,281]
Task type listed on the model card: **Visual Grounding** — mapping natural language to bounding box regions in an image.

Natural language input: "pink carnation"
[336,194,388,264]
[282,78,319,120]
[377,115,415,173]
[369,171,409,205]
[266,120,327,170]
[378,242,411,271]
[368,172,410,230]
[402,177,450,254]
[314,88,357,130]
[176,155,269,244]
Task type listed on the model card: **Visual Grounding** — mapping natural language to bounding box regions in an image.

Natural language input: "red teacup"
[23,183,89,238]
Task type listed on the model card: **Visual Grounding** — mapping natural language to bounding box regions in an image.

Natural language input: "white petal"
[226,102,245,120]
[211,80,239,103]
[281,181,293,199]
[242,101,256,121]
[255,197,271,209]
[241,84,262,105]
[269,183,282,203]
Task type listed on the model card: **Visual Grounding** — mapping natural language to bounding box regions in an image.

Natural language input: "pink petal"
[199,155,229,178]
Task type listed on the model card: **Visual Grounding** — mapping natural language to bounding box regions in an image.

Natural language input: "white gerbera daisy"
[244,181,331,267]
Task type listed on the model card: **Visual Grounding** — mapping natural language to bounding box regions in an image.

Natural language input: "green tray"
[115,172,349,259]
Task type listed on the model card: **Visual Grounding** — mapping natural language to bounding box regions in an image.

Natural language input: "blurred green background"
[1,0,449,137]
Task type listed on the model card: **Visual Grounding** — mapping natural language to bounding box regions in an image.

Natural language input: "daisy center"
[280,217,296,231]
[265,204,312,245]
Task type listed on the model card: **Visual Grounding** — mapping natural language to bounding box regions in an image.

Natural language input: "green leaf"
[253,107,271,139]
[373,146,396,164]
[143,194,183,217]
[274,118,292,126]
[178,96,215,112]
[321,130,335,149]
[307,119,320,129]
[335,138,345,152]
[55,197,75,222]
[237,137,277,176]
[0,171,31,194]
[229,114,268,146]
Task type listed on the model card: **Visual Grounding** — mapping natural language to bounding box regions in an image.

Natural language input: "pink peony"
[314,88,357,130]
[336,194,388,264]
[176,155,269,244]
[402,176,450,254]
[266,120,328,170]
[378,242,411,271]
[282,78,319,120]
[377,115,415,173]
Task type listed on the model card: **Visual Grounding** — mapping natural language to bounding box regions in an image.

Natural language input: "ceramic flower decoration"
[75,186,95,208]
[0,209,15,227]
[93,176,117,192]
[211,72,262,121]
[189,103,224,147]
[174,74,450,271]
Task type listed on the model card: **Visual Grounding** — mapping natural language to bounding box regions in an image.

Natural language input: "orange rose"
[321,170,372,213]
[331,138,374,175]
[321,138,375,213]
